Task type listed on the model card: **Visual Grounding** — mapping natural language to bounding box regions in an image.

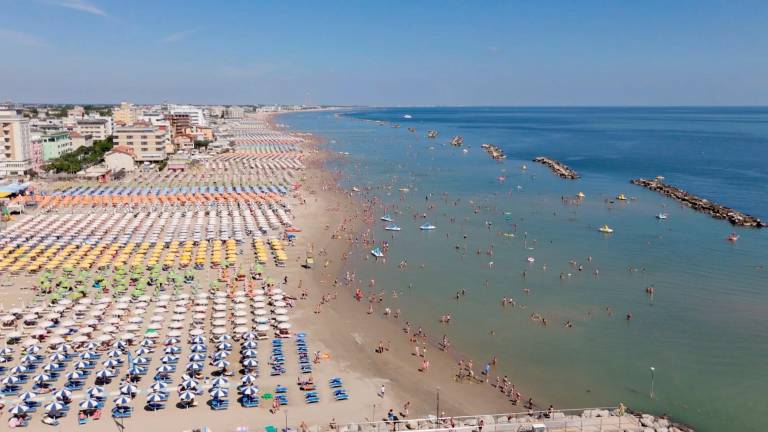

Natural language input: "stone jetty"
[631,178,765,227]
[533,156,580,179]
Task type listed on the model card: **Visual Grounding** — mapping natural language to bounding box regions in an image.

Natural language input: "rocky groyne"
[533,156,580,179]
[631,178,765,227]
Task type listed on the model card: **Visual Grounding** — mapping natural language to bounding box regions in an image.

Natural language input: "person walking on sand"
[378,383,386,398]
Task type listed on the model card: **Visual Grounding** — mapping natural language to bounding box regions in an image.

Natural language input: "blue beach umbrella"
[45,401,66,414]
[211,376,228,387]
[146,392,165,403]
[241,385,259,396]
[113,396,132,406]
[86,386,105,398]
[150,382,168,392]
[8,404,29,414]
[119,383,137,395]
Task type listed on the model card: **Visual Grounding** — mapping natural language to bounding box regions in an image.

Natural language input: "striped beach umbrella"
[86,386,104,397]
[53,389,71,400]
[241,374,257,384]
[18,391,37,401]
[213,359,230,369]
[45,401,66,413]
[188,353,205,362]
[119,383,138,395]
[156,364,174,373]
[211,376,228,387]
[164,346,181,354]
[146,392,165,403]
[2,375,20,385]
[209,387,228,399]
[79,398,100,409]
[179,391,196,401]
[66,370,84,380]
[240,385,259,396]
[8,404,29,414]
[113,396,132,406]
[95,369,114,379]
[160,355,177,363]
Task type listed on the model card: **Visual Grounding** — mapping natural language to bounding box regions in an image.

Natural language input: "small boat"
[380,214,393,222]
[403,114,413,119]
[371,247,384,258]
[462,148,469,154]
[399,188,410,193]
[502,233,515,238]
[616,194,627,201]
[656,213,668,220]
[351,187,360,192]
[420,223,436,230]
[727,233,739,242]
[527,256,535,263]
[392,124,401,128]
[522,164,527,170]
[598,225,614,233]
[577,192,585,199]
[384,224,401,232]
[427,130,439,139]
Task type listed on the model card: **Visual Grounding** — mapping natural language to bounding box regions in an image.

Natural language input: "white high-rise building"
[168,105,206,127]
[0,108,33,177]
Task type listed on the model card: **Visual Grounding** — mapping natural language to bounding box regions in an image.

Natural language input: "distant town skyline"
[2,0,768,106]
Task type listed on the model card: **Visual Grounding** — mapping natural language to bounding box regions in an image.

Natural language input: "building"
[183,125,214,142]
[104,146,137,172]
[113,101,137,125]
[166,114,191,138]
[69,132,93,150]
[0,108,33,177]
[113,124,169,162]
[168,105,205,126]
[41,131,73,161]
[29,134,43,172]
[208,106,225,118]
[75,118,112,140]
[226,106,245,118]
[67,105,85,119]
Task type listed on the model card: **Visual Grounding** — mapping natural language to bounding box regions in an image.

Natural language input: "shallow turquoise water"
[285,108,768,432]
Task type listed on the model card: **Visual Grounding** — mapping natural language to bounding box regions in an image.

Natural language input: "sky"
[1,0,767,106]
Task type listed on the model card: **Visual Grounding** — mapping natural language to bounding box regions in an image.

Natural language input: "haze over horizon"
[2,0,767,106]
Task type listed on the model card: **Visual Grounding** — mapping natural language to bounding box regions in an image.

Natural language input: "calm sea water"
[285,107,768,432]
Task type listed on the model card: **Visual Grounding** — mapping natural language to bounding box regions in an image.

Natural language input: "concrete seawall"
[631,178,765,228]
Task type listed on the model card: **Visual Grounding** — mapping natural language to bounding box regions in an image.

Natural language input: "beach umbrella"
[242,340,258,349]
[10,365,28,374]
[213,359,230,369]
[45,401,66,414]
[261,393,273,400]
[132,356,149,365]
[79,398,100,409]
[189,328,204,336]
[95,369,114,379]
[119,383,138,395]
[34,373,52,383]
[179,391,196,401]
[53,389,72,400]
[102,358,120,368]
[156,364,174,373]
[241,349,258,358]
[241,385,259,396]
[164,346,181,354]
[216,342,232,351]
[212,351,229,360]
[66,370,85,381]
[107,349,123,358]
[160,355,177,363]
[74,361,90,370]
[146,392,165,403]
[19,354,38,364]
[135,347,151,356]
[241,331,258,340]
[128,366,144,376]
[190,344,207,353]
[188,353,206,362]
[19,391,37,401]
[241,374,257,384]
[113,396,132,406]
[8,404,29,414]
[242,358,258,368]
[86,386,105,397]
[209,387,228,399]
[190,335,205,344]
[181,378,199,389]
[150,382,168,392]
[164,337,180,345]
[80,351,98,360]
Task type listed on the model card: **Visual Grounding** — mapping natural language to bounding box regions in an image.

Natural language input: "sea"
[284,107,768,432]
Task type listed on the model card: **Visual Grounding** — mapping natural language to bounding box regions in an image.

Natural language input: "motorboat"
[527,256,535,263]
[370,247,384,258]
[419,223,436,230]
[403,114,412,119]
[616,194,627,201]
[656,213,668,220]
[351,187,360,192]
[727,232,739,242]
[598,225,614,233]
[577,192,585,199]
[380,214,393,222]
[384,224,401,232]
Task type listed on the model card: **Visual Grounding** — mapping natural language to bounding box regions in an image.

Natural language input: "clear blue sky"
[1,0,767,105]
